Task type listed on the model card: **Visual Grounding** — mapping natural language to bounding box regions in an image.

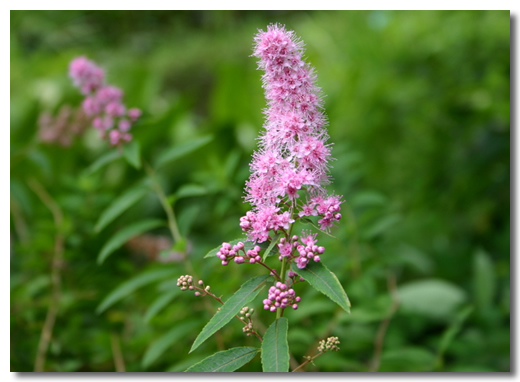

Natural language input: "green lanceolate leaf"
[94,185,149,232]
[473,249,496,310]
[144,289,180,323]
[155,135,213,169]
[97,219,165,264]
[261,317,289,372]
[436,306,473,366]
[142,321,200,369]
[292,261,351,313]
[96,268,177,314]
[175,184,209,200]
[185,347,260,372]
[190,275,271,353]
[123,140,141,169]
[83,150,122,176]
[263,233,281,262]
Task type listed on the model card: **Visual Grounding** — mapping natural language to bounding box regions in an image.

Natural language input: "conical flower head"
[241,24,343,243]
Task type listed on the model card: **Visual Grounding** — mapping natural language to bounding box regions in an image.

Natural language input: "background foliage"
[10,10,510,372]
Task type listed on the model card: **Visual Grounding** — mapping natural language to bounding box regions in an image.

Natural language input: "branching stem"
[370,272,399,372]
[28,178,64,372]
[292,351,325,372]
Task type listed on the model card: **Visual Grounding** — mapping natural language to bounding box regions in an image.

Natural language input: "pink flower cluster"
[298,195,342,230]
[216,242,262,266]
[241,24,343,244]
[69,57,141,146]
[277,233,324,269]
[263,282,301,312]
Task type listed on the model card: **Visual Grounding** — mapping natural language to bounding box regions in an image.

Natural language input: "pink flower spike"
[239,24,343,250]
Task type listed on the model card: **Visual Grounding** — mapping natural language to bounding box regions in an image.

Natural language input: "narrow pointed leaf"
[185,347,260,372]
[94,186,149,232]
[83,150,122,176]
[190,275,271,353]
[263,233,281,262]
[144,289,180,323]
[96,268,177,314]
[142,321,200,369]
[292,261,351,313]
[123,140,141,169]
[155,135,213,169]
[97,219,165,264]
[176,184,209,200]
[261,317,289,372]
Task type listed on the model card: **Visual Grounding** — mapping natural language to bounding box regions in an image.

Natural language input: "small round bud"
[194,292,200,297]
[292,304,298,310]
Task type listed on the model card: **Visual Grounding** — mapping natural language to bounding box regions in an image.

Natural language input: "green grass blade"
[144,289,180,323]
[96,268,177,314]
[142,321,200,369]
[123,140,141,169]
[155,135,213,169]
[94,185,149,232]
[83,150,122,176]
[97,219,165,264]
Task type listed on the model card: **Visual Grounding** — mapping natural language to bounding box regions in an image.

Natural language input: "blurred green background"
[10,10,510,372]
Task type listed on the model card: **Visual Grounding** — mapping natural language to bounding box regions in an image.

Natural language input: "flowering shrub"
[180,24,350,373]
[69,56,141,146]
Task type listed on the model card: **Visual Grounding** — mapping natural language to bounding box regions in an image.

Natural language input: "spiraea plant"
[69,56,141,146]
[182,24,350,373]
